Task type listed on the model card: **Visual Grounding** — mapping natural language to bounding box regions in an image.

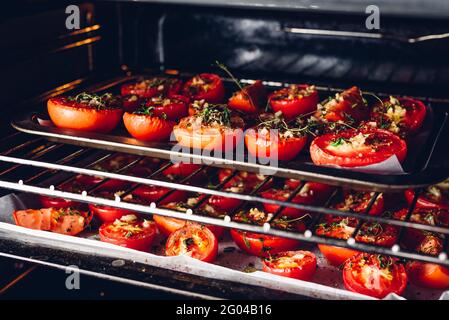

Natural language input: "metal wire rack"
[0,132,448,267]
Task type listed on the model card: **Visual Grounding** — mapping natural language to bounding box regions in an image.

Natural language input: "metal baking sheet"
[10,73,449,192]
[0,192,448,300]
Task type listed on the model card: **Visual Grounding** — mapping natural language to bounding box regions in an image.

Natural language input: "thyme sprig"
[199,103,232,127]
[71,92,120,110]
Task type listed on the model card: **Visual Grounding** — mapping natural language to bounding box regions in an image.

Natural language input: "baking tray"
[1,192,448,300]
[11,72,449,192]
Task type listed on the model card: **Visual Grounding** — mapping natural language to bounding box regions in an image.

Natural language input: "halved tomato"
[406,261,449,289]
[355,221,399,247]
[369,96,427,136]
[262,250,317,281]
[315,86,368,124]
[13,207,92,236]
[162,162,203,180]
[123,111,175,141]
[316,216,359,266]
[245,128,307,161]
[39,195,81,209]
[121,77,182,98]
[260,187,315,218]
[132,185,188,205]
[89,203,135,223]
[122,94,141,112]
[144,95,189,121]
[183,73,225,103]
[343,253,407,299]
[231,208,306,257]
[405,187,449,211]
[99,215,158,251]
[218,169,271,192]
[269,84,318,119]
[47,94,123,133]
[284,179,335,205]
[173,107,244,151]
[310,129,407,167]
[333,190,384,216]
[228,80,266,114]
[166,224,218,262]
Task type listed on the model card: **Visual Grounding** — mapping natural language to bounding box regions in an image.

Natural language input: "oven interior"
[1,1,449,299]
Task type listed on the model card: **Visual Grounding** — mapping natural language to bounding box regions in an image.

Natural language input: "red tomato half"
[245,128,307,161]
[406,261,449,289]
[39,195,81,209]
[162,162,203,179]
[218,169,271,192]
[315,86,368,124]
[262,250,317,281]
[260,187,315,218]
[99,216,158,251]
[123,112,175,141]
[269,84,318,119]
[120,77,182,98]
[122,94,141,112]
[355,222,399,247]
[166,224,218,262]
[89,204,135,223]
[13,208,92,236]
[144,95,189,121]
[343,253,407,299]
[284,179,335,205]
[230,229,301,258]
[310,129,407,167]
[132,185,188,205]
[334,190,384,216]
[405,188,449,211]
[228,80,267,114]
[183,73,225,103]
[48,96,123,133]
[370,97,427,136]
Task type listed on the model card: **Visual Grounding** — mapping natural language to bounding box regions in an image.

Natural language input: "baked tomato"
[162,162,203,180]
[183,73,225,103]
[122,94,141,112]
[368,96,427,136]
[310,129,407,167]
[269,84,318,119]
[39,195,80,209]
[343,253,407,299]
[132,185,188,205]
[47,93,123,133]
[120,77,182,98]
[154,201,224,238]
[333,190,384,216]
[228,80,267,113]
[165,224,218,262]
[245,112,307,161]
[174,104,244,151]
[406,261,449,289]
[123,107,175,141]
[284,179,335,204]
[405,183,449,211]
[231,208,307,257]
[13,207,92,236]
[99,214,158,251]
[316,216,359,266]
[89,204,135,223]
[355,221,399,247]
[218,169,271,192]
[260,187,314,218]
[144,95,189,121]
[262,250,317,281]
[315,86,368,124]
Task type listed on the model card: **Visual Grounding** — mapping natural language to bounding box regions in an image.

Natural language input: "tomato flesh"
[269,84,318,119]
[183,73,225,103]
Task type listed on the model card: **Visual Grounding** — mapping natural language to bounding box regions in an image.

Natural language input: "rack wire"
[0,132,448,267]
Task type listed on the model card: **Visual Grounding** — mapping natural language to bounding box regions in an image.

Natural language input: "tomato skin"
[99,220,158,251]
[405,189,449,210]
[262,250,317,281]
[245,129,307,161]
[228,80,266,114]
[230,229,301,258]
[165,224,218,262]
[120,78,182,98]
[316,86,368,123]
[318,244,359,267]
[133,185,188,205]
[123,112,175,141]
[183,73,225,103]
[39,195,81,209]
[122,94,141,112]
[310,129,407,167]
[89,204,136,223]
[208,195,242,212]
[343,253,407,299]
[48,97,123,133]
[269,85,318,119]
[284,180,335,204]
[406,261,449,289]
[260,188,314,218]
[145,95,189,121]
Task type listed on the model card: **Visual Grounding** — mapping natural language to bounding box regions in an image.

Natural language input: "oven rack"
[0,132,448,267]
[11,70,449,192]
